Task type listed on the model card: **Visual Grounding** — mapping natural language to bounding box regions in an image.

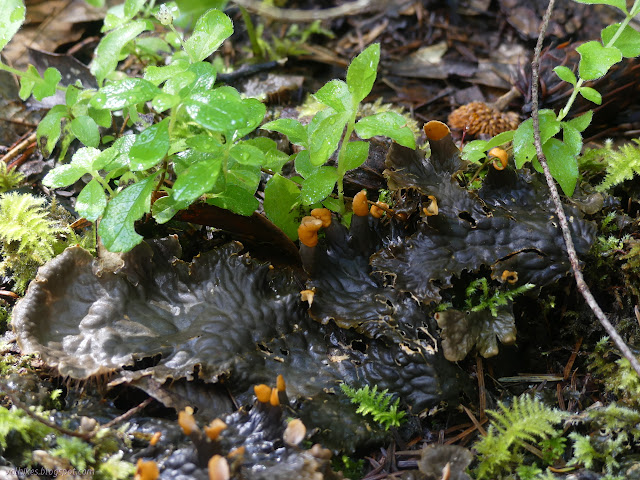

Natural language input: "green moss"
[340,383,406,430]
[0,162,25,193]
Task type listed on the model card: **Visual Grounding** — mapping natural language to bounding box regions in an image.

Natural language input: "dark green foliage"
[340,383,406,430]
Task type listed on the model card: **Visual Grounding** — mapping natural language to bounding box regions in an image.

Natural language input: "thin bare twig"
[531,0,640,378]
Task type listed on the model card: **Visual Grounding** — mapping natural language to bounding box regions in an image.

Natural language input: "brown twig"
[231,0,375,22]
[530,0,640,378]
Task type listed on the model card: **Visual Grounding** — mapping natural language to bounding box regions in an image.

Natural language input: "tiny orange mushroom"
[423,120,450,141]
[488,147,509,170]
[204,418,228,441]
[352,190,369,217]
[178,407,198,435]
[310,208,332,228]
[254,384,272,403]
[423,195,438,216]
[370,202,388,219]
[298,216,323,247]
[501,270,518,284]
[135,459,159,480]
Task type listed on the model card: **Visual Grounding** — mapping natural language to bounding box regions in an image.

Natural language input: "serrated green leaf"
[18,65,39,101]
[70,115,100,148]
[601,23,640,57]
[300,166,338,204]
[314,79,353,113]
[308,112,348,166]
[42,148,99,188]
[229,143,264,166]
[0,0,25,52]
[553,65,577,85]
[346,43,379,103]
[65,85,80,106]
[98,174,157,252]
[543,138,578,196]
[97,134,135,171]
[354,111,416,148]
[341,140,369,172]
[130,118,170,171]
[184,8,233,62]
[264,174,301,240]
[91,20,151,86]
[294,150,315,178]
[207,184,258,216]
[261,118,308,146]
[33,67,61,100]
[171,156,222,204]
[572,0,627,13]
[76,178,107,221]
[562,123,583,156]
[576,41,622,80]
[37,105,69,157]
[565,110,593,132]
[579,86,602,105]
[513,111,561,168]
[91,78,160,110]
[226,161,261,191]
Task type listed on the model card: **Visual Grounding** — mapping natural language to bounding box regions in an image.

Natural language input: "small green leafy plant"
[0,161,24,193]
[465,277,535,317]
[340,383,406,430]
[463,0,640,197]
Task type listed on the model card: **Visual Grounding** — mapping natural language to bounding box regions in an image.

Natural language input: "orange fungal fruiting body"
[270,386,280,406]
[254,384,272,403]
[501,270,518,284]
[310,208,332,228]
[178,406,198,435]
[298,216,323,247]
[423,120,450,141]
[277,374,286,392]
[353,190,369,217]
[423,196,438,216]
[135,459,160,480]
[204,418,228,441]
[208,455,230,480]
[283,418,307,446]
[488,147,509,170]
[370,202,388,219]
[150,431,161,446]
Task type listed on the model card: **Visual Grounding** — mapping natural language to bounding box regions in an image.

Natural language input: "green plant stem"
[169,24,194,63]
[239,6,264,59]
[93,175,114,197]
[336,114,357,205]
[558,7,639,121]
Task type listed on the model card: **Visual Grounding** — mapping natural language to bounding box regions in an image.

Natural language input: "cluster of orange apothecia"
[133,375,314,480]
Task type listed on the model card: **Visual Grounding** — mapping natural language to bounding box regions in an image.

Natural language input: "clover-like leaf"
[300,166,338,205]
[346,43,379,103]
[91,19,151,86]
[576,41,622,80]
[75,178,107,222]
[130,118,170,171]
[601,23,640,57]
[355,112,416,149]
[0,0,25,52]
[184,8,233,62]
[98,174,158,252]
[70,115,100,148]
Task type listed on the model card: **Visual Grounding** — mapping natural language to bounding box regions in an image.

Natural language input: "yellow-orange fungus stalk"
[178,406,198,435]
[298,216,323,247]
[311,208,332,228]
[423,196,438,216]
[423,120,450,141]
[204,418,228,441]
[501,270,518,284]
[370,202,388,219]
[150,432,161,446]
[489,147,509,170]
[135,459,159,480]
[270,386,280,406]
[208,455,230,480]
[353,190,369,217]
[254,384,271,403]
[277,374,286,392]
[228,446,245,458]
[300,289,315,305]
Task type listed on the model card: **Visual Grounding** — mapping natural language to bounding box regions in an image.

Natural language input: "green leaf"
[207,185,258,216]
[151,93,180,112]
[91,78,160,110]
[572,0,627,13]
[98,174,158,252]
[513,111,561,168]
[151,195,184,224]
[75,178,107,222]
[43,147,101,187]
[354,112,416,149]
[229,143,264,166]
[261,118,308,146]
[18,65,39,101]
[484,130,515,150]
[542,138,578,196]
[130,118,170,171]
[124,0,146,19]
[70,115,100,148]
[553,65,577,85]
[300,166,338,205]
[185,135,224,153]
[33,67,61,100]
[601,23,640,57]
[579,86,602,105]
[0,0,25,52]
[144,59,190,85]
[184,8,233,62]
[346,43,380,103]
[243,137,289,171]
[88,107,112,128]
[235,97,266,138]
[565,110,593,132]
[91,20,151,86]
[562,123,583,156]
[171,156,222,204]
[294,150,315,178]
[308,112,348,166]
[576,41,622,80]
[461,140,489,163]
[264,174,301,240]
[341,141,369,172]
[314,79,353,113]
[183,87,246,135]
[37,105,69,157]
